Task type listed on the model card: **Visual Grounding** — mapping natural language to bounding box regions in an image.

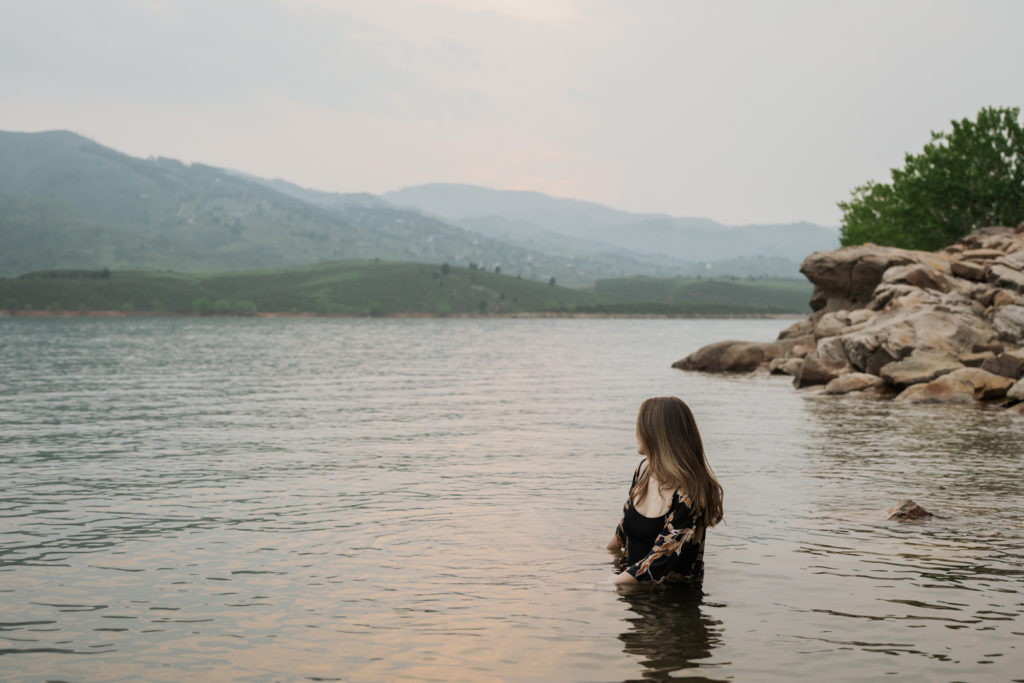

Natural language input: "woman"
[608,396,723,586]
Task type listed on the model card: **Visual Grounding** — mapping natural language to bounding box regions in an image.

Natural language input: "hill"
[0,131,837,285]
[0,263,812,316]
[0,131,639,285]
[0,130,835,285]
[384,183,840,271]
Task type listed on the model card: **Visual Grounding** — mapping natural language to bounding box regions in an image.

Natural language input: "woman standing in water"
[608,396,724,586]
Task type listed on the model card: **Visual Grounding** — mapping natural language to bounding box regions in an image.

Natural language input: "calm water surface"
[1,318,1022,682]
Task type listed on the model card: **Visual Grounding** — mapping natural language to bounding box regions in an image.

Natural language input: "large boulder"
[987,253,1024,293]
[993,305,1024,343]
[988,265,1024,293]
[880,263,958,293]
[791,342,816,358]
[801,245,918,312]
[973,340,1005,354]
[793,337,852,387]
[824,373,884,395]
[1008,378,1024,401]
[869,283,941,312]
[959,248,1008,261]
[945,367,1016,400]
[880,348,963,387]
[980,349,1024,379]
[959,226,1022,253]
[992,290,1024,309]
[777,318,814,340]
[950,259,988,281]
[959,350,995,367]
[950,247,1009,282]
[775,334,817,356]
[840,307,991,374]
[673,341,768,373]
[814,310,852,339]
[794,337,851,387]
[894,375,975,404]
[769,357,804,376]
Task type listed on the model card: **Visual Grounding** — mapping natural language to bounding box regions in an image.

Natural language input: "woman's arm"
[607,458,644,552]
[607,512,626,551]
[612,569,638,586]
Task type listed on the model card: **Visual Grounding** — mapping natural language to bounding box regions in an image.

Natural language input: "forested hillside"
[0,131,834,284]
[0,132,608,283]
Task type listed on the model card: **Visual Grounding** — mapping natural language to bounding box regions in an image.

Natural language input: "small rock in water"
[886,499,933,522]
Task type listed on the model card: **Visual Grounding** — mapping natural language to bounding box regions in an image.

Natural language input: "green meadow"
[0,263,812,316]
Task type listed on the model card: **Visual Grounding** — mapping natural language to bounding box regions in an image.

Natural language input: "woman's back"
[616,459,708,584]
[610,396,721,586]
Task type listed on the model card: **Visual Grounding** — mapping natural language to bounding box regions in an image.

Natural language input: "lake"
[1,317,1022,682]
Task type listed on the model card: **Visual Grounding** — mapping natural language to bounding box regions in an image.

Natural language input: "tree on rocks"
[839,107,1024,251]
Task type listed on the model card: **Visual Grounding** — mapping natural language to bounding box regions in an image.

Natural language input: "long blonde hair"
[631,396,723,526]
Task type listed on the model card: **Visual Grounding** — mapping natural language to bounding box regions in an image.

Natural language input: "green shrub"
[231,300,257,315]
[193,297,212,314]
[840,106,1024,250]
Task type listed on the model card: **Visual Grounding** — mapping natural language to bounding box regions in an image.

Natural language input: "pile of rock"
[674,224,1024,413]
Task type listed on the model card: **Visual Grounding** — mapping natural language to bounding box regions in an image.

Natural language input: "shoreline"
[674,225,1024,414]
[0,309,806,320]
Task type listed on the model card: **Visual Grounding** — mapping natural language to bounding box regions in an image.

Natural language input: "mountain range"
[384,184,837,263]
[0,130,838,284]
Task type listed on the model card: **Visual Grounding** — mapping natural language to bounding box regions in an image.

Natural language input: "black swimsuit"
[622,496,669,565]
[614,459,707,584]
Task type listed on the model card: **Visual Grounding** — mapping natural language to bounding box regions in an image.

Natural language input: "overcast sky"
[2,0,1022,225]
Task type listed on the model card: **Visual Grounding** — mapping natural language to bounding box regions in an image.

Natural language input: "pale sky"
[2,0,1022,225]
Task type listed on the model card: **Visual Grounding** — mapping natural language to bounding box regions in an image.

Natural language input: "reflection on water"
[617,586,725,682]
[1,317,1022,682]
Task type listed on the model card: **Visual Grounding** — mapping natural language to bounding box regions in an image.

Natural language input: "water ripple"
[1,317,1021,682]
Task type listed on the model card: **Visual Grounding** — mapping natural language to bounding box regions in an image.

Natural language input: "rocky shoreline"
[674,224,1024,415]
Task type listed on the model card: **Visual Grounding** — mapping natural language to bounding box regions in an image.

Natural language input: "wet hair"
[631,396,723,526]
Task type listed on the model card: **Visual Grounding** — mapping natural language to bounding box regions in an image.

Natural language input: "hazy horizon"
[0,127,844,229]
[2,0,1022,226]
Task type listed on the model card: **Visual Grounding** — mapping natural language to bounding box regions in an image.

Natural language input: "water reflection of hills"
[617,587,727,682]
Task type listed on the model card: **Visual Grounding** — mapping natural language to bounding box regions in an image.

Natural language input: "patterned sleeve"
[625,496,701,583]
